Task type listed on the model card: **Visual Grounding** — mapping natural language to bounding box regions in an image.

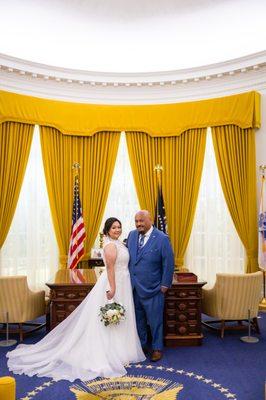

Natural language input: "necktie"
[138,234,145,251]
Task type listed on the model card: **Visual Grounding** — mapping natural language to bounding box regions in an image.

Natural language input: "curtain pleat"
[211,125,258,272]
[126,132,160,216]
[40,127,120,268]
[0,122,34,248]
[126,129,207,267]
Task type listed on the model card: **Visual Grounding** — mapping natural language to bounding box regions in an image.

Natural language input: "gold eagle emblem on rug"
[70,375,183,399]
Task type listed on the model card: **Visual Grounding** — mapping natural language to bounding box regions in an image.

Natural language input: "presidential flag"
[154,186,167,234]
[67,175,86,269]
[259,174,266,270]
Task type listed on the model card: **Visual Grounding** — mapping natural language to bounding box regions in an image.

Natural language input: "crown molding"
[0,51,265,104]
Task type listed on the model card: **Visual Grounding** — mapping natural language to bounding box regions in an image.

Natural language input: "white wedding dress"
[7,238,145,381]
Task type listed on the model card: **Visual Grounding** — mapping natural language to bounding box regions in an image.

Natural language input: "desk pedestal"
[164,281,206,346]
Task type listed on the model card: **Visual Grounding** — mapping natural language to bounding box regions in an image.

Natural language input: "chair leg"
[221,320,225,338]
[18,323,24,342]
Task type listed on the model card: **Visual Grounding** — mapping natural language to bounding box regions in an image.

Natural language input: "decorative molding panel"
[0,51,266,104]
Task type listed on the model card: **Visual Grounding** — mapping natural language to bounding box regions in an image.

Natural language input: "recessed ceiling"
[0,0,265,73]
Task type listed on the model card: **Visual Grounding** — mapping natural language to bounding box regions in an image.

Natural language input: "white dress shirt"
[139,226,153,247]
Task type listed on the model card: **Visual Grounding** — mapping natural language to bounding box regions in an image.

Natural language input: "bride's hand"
[106,289,115,300]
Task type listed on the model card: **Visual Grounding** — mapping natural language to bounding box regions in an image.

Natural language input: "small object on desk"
[91,248,103,259]
[77,258,105,269]
[174,272,198,283]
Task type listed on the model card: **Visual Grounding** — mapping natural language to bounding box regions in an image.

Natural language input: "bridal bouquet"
[99,302,126,327]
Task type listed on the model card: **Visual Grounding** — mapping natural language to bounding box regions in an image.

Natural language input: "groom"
[127,210,174,362]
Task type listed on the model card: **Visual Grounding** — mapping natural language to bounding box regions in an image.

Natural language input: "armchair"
[202,271,263,338]
[0,276,46,342]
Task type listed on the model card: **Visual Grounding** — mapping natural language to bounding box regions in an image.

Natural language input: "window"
[0,126,58,290]
[185,129,245,287]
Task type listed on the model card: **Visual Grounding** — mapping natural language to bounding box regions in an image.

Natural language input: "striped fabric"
[0,276,45,323]
[67,174,86,270]
[202,271,263,320]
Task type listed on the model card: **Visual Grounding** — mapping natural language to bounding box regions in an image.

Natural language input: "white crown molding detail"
[0,51,265,104]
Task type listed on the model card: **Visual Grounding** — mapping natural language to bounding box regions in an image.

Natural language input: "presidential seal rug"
[1,312,266,399]
[13,364,239,400]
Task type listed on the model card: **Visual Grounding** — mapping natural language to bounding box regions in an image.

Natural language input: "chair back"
[0,276,28,323]
[215,271,263,320]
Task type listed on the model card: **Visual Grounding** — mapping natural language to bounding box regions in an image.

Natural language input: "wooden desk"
[164,276,206,346]
[46,269,98,330]
[46,270,206,346]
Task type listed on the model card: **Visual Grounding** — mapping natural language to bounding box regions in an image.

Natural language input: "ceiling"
[0,0,265,73]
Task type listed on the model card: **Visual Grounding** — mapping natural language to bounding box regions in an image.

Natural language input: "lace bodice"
[103,237,129,272]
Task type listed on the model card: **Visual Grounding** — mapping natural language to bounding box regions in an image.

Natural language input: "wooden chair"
[0,276,46,342]
[202,271,263,338]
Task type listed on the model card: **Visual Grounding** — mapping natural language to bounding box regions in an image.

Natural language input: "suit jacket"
[127,227,174,299]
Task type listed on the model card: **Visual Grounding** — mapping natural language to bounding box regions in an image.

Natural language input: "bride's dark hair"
[103,217,122,235]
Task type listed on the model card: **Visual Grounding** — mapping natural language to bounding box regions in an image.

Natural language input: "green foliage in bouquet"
[99,302,126,327]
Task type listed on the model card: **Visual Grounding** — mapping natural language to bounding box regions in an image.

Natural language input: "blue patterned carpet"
[0,313,265,400]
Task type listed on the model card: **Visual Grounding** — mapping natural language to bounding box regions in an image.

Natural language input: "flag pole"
[73,162,80,265]
[72,162,80,181]
[154,164,163,228]
[259,165,266,311]
[72,162,80,233]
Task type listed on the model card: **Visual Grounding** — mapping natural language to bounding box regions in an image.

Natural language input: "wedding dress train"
[7,238,145,381]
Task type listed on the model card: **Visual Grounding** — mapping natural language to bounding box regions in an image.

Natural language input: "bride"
[7,217,145,382]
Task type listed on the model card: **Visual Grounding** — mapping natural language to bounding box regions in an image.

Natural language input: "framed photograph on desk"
[91,248,103,259]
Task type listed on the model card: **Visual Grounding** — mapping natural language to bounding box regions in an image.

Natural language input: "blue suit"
[127,227,174,350]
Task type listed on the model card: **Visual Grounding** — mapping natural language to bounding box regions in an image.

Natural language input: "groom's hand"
[160,286,168,294]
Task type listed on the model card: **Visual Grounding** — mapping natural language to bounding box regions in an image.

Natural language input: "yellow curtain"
[40,127,121,268]
[0,122,34,248]
[212,125,258,272]
[126,132,159,216]
[0,90,260,137]
[126,129,207,267]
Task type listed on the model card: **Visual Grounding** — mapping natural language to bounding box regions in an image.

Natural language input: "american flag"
[154,186,168,234]
[67,175,86,269]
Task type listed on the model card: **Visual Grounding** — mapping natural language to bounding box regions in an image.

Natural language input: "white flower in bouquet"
[106,309,115,318]
[99,302,126,327]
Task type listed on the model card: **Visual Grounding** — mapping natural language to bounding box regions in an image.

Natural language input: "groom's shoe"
[150,350,163,362]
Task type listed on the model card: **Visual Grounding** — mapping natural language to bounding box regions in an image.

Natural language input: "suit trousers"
[133,289,165,351]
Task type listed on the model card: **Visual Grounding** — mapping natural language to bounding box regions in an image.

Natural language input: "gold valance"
[0,89,260,137]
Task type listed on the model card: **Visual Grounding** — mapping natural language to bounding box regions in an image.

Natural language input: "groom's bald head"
[135,210,153,234]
